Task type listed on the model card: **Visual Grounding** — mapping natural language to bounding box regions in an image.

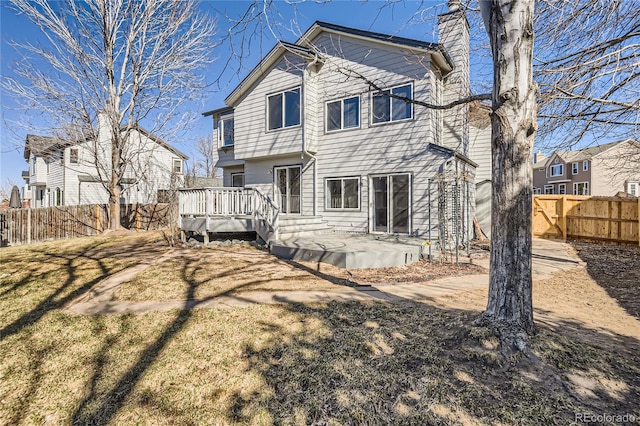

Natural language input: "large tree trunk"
[480,0,537,351]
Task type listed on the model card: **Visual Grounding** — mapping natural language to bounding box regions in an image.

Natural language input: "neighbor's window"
[69,148,78,164]
[218,115,234,147]
[231,173,245,187]
[558,184,566,194]
[572,162,578,175]
[326,96,360,131]
[173,159,183,174]
[550,164,564,177]
[627,182,638,196]
[372,83,413,124]
[583,160,589,171]
[533,188,542,194]
[544,185,554,194]
[157,189,171,203]
[326,177,360,210]
[268,87,301,130]
[573,182,589,195]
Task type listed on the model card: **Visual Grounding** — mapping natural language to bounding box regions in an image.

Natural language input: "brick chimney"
[438,0,470,155]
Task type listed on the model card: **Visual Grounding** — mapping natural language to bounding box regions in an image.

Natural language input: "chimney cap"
[448,0,462,12]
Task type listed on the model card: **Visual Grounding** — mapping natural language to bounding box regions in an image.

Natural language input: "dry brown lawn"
[1,232,639,425]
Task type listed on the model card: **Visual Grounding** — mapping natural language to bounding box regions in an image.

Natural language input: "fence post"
[27,208,32,245]
[560,196,568,240]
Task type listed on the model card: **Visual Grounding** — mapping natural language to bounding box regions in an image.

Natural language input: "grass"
[1,232,639,425]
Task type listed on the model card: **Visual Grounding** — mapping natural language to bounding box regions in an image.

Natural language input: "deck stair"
[276,216,333,240]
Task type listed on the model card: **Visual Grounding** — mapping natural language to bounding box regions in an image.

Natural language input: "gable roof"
[536,139,638,168]
[222,20,453,107]
[24,125,188,161]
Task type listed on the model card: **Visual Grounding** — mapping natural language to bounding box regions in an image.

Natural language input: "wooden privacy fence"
[533,195,640,245]
[0,203,176,247]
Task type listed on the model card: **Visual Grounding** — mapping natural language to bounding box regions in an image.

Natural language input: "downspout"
[302,53,320,216]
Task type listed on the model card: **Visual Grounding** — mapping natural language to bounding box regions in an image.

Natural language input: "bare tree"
[534,0,640,148]
[476,0,537,351]
[194,135,217,178]
[3,0,215,229]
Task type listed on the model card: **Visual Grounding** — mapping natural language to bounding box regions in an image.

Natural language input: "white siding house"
[22,118,188,208]
[203,9,487,241]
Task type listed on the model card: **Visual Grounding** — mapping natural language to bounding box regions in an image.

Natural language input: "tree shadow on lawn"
[227,301,640,425]
[0,237,169,340]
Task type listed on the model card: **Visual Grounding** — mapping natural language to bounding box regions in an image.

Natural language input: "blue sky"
[0,0,455,185]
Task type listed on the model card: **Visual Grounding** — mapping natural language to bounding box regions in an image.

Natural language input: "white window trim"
[172,158,183,174]
[325,176,361,211]
[325,96,361,133]
[231,172,245,188]
[266,86,301,132]
[627,181,638,196]
[544,185,555,194]
[533,187,542,194]
[549,164,564,177]
[370,82,414,125]
[558,183,566,194]
[572,162,579,175]
[217,114,234,148]
[573,181,589,195]
[583,160,589,171]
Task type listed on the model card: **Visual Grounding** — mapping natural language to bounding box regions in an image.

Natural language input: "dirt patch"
[571,241,640,319]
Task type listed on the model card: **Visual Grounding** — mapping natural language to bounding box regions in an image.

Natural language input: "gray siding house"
[203,7,487,242]
[533,139,640,197]
[22,116,188,208]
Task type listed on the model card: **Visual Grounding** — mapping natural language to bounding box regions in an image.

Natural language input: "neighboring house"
[533,139,640,196]
[22,115,188,208]
[202,6,489,240]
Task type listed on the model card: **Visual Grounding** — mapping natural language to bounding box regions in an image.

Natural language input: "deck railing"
[178,187,279,241]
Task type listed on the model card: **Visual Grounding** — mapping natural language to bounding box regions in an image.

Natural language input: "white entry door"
[274,166,301,214]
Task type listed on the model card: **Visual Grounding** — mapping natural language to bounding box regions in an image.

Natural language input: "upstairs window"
[326,96,360,132]
[372,83,413,124]
[218,116,234,147]
[173,159,183,174]
[572,162,578,175]
[583,160,589,171]
[550,164,564,177]
[69,148,79,164]
[268,87,301,130]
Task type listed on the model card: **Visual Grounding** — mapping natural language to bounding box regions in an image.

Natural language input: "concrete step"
[278,225,334,239]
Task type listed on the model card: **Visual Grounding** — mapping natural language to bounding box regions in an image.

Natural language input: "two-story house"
[533,139,640,197]
[22,115,188,208]
[203,7,488,240]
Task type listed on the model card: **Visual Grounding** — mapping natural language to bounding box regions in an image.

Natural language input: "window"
[173,159,183,174]
[434,72,443,142]
[572,162,578,175]
[326,96,360,131]
[231,173,245,187]
[627,182,638,196]
[550,164,564,177]
[583,160,589,171]
[69,148,78,164]
[544,185,554,194]
[326,177,360,210]
[372,83,413,124]
[573,182,589,195]
[533,188,542,194]
[55,188,63,206]
[218,116,234,147]
[32,156,37,174]
[267,87,301,130]
[558,184,566,194]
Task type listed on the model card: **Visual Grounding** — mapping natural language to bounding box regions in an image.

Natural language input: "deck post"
[205,188,211,233]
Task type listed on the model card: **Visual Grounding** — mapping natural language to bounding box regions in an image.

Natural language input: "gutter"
[302,53,321,216]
